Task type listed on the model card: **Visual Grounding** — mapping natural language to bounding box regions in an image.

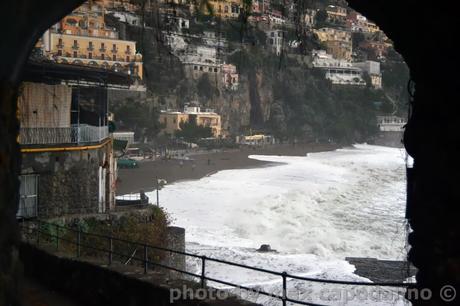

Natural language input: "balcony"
[71,44,80,50]
[87,46,94,51]
[99,47,106,52]
[125,49,132,55]
[56,43,64,48]
[111,48,118,53]
[19,124,109,146]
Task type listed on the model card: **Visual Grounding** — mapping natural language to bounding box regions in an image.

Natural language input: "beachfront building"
[16,60,132,219]
[236,134,275,146]
[40,0,144,80]
[159,105,222,137]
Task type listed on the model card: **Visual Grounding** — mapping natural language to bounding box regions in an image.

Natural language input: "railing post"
[282,272,287,306]
[201,256,206,288]
[143,244,148,274]
[36,220,41,246]
[76,226,81,258]
[55,223,59,251]
[108,235,113,266]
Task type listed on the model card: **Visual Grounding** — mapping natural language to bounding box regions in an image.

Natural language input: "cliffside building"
[314,27,352,60]
[192,0,243,19]
[159,105,222,137]
[325,5,348,24]
[312,50,365,86]
[40,0,144,80]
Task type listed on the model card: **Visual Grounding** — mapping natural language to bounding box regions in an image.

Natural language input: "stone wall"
[21,144,110,218]
[161,226,186,277]
[19,242,260,306]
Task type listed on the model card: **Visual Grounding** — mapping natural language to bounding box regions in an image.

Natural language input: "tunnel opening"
[1,0,458,306]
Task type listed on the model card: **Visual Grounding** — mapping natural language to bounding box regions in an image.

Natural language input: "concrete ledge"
[19,242,260,306]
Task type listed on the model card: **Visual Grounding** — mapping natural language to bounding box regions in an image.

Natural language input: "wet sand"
[116,143,339,195]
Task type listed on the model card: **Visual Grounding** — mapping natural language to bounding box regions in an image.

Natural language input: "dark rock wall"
[0,1,86,305]
[348,0,460,304]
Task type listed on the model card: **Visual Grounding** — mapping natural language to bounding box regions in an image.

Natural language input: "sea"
[145,144,411,306]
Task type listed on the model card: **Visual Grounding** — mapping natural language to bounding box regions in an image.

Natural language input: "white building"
[353,60,382,89]
[113,131,135,147]
[110,11,141,26]
[266,30,285,55]
[377,116,406,132]
[312,50,366,86]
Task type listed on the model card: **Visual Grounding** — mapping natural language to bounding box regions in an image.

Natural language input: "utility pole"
[156,176,159,206]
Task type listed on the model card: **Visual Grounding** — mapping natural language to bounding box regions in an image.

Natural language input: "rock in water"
[257,244,273,252]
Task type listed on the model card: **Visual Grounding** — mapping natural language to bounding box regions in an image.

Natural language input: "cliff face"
[113,4,408,143]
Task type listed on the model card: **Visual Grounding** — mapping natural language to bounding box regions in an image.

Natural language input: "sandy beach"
[116,143,339,195]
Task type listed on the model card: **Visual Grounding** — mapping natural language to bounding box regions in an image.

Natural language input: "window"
[73,40,78,46]
[73,51,77,58]
[113,54,116,61]
[199,66,203,71]
[89,41,93,48]
[126,56,130,62]
[112,43,116,50]
[101,54,105,60]
[214,68,218,72]
[57,50,62,56]
[58,38,63,45]
[16,174,38,219]
[224,6,228,13]
[194,66,198,70]
[88,52,92,59]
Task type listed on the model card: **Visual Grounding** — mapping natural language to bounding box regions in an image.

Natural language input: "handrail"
[19,220,414,306]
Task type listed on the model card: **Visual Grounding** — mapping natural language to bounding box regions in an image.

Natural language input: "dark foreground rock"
[346,257,417,283]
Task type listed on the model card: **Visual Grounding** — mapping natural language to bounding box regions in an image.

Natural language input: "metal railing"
[19,220,413,306]
[19,124,108,145]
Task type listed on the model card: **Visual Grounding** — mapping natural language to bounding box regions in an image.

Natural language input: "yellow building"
[42,0,143,79]
[159,105,222,137]
[193,0,243,19]
[44,32,143,79]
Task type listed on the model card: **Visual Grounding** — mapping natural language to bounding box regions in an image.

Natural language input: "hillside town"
[16,0,407,220]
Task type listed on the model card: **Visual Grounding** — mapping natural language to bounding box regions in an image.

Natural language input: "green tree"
[175,120,213,142]
[112,99,162,141]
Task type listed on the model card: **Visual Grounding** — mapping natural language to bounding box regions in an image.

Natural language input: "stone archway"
[0,1,459,305]
[0,1,86,304]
